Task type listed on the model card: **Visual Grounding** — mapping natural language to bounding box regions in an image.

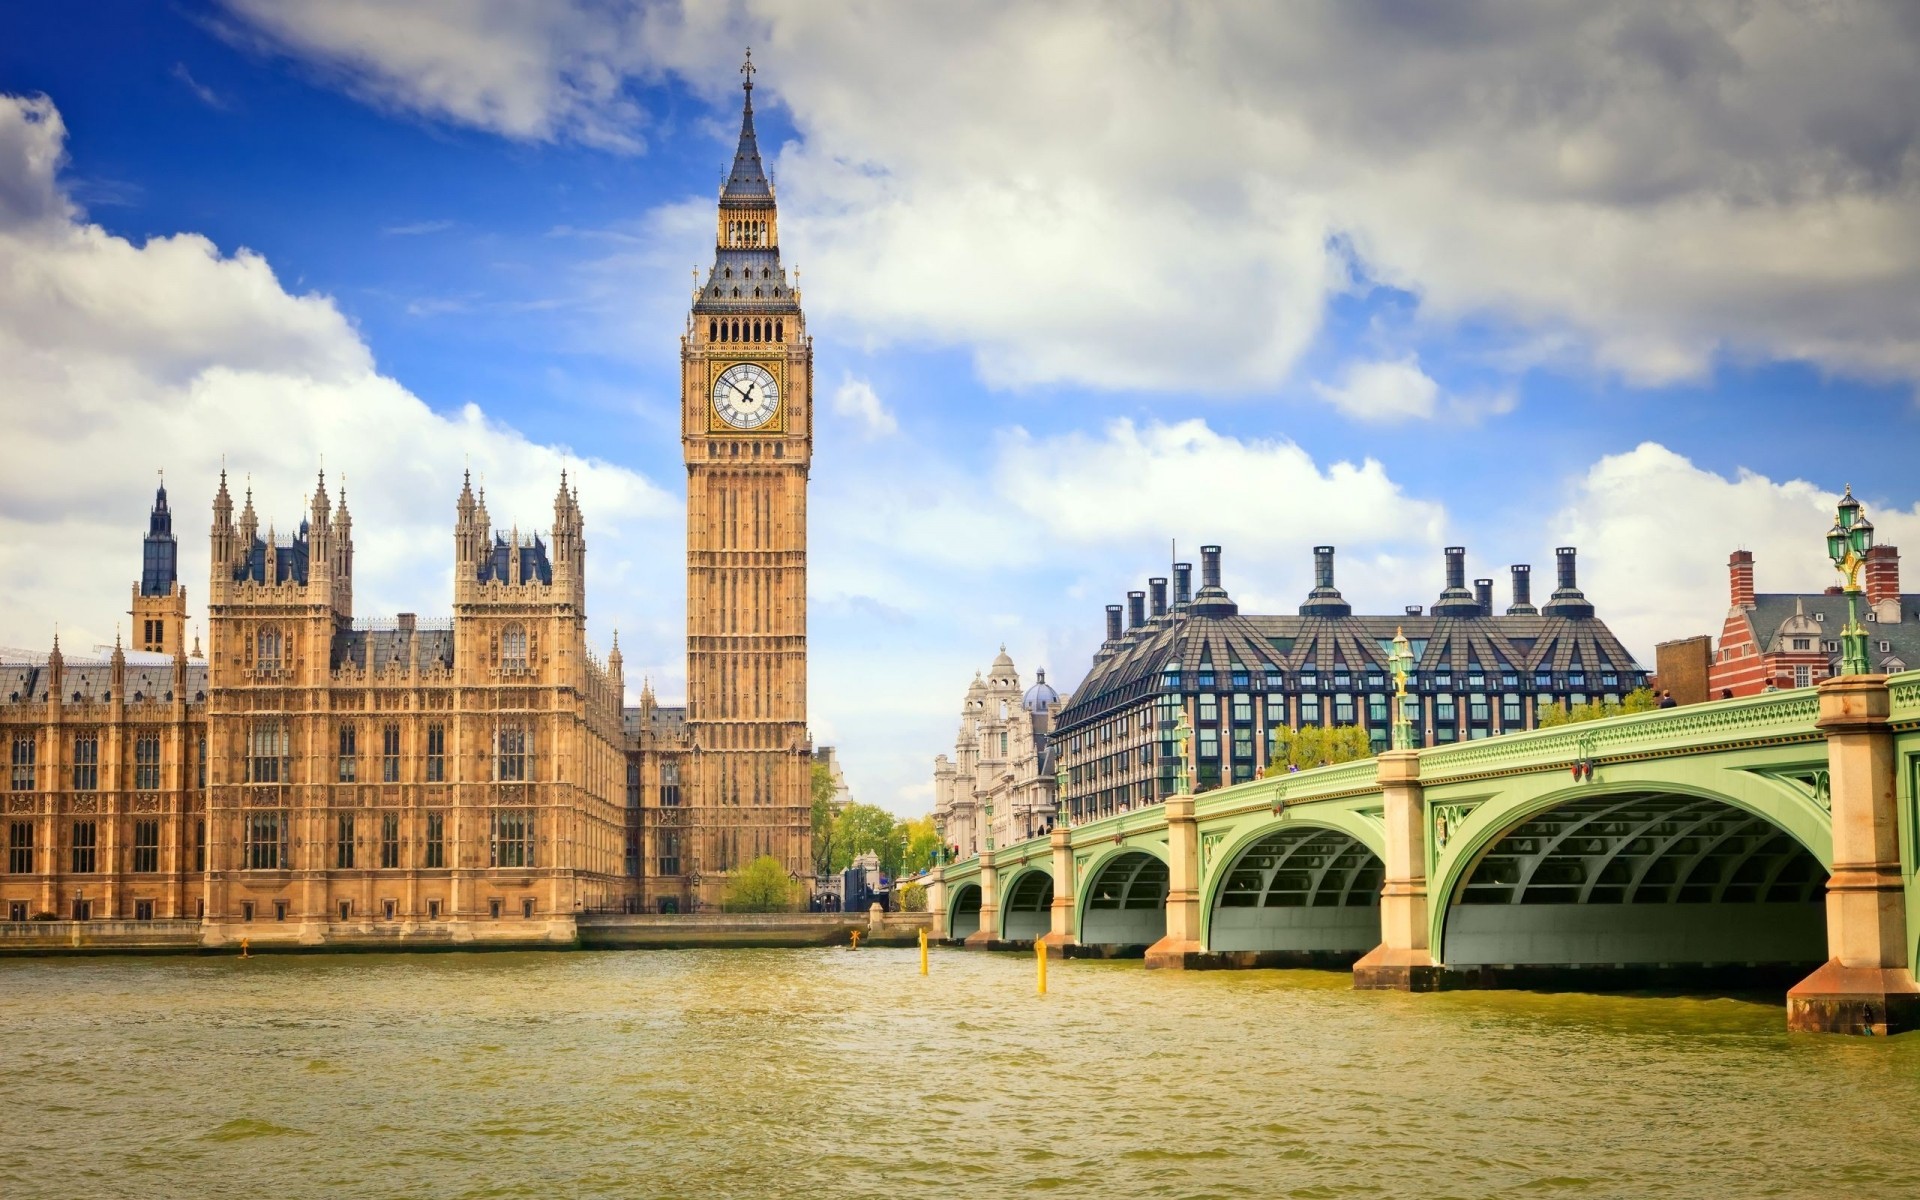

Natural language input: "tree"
[726,855,796,912]
[896,881,927,912]
[830,802,899,874]
[901,816,942,875]
[1269,724,1374,772]
[1537,687,1660,728]
[810,762,838,878]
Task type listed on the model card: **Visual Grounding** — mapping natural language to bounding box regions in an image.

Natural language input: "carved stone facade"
[677,58,814,906]
[932,649,1059,859]
[1,476,630,944]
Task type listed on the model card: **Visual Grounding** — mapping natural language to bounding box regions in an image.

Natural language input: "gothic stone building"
[932,649,1060,859]
[1054,544,1648,824]
[2,474,631,943]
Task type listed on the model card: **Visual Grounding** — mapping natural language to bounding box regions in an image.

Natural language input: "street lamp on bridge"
[1826,485,1875,677]
[1388,626,1415,751]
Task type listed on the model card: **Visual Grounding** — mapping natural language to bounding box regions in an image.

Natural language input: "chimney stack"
[1104,604,1123,643]
[1866,544,1900,622]
[1728,549,1756,609]
[1541,547,1595,619]
[1433,545,1480,617]
[1474,578,1493,615]
[1200,545,1223,591]
[1148,577,1168,619]
[1508,564,1536,615]
[1300,545,1352,618]
[1127,591,1147,630]
[1173,563,1193,608]
[1191,545,1238,616]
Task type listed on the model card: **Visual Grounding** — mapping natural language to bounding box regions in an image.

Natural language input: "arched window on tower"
[256,627,282,673]
[708,319,717,342]
[754,287,763,298]
[503,623,528,672]
[775,320,783,341]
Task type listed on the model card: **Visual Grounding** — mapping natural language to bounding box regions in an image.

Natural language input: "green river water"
[2,948,1917,1199]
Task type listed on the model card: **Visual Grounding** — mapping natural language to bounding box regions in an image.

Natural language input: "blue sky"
[3,2,1918,813]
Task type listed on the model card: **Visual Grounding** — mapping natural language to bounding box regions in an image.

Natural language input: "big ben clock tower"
[682,52,812,905]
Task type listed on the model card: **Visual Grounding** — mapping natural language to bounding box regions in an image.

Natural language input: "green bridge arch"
[1075,843,1169,948]
[1198,812,1388,956]
[1426,763,1833,968]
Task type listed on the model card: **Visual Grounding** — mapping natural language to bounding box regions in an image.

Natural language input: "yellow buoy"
[1036,938,1047,995]
[918,926,928,976]
[850,928,860,950]
[239,937,251,959]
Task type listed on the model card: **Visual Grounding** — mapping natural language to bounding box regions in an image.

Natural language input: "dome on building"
[991,644,1015,673]
[1023,667,1059,713]
[966,671,986,700]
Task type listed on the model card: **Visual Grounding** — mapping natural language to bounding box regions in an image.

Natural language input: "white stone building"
[932,648,1061,858]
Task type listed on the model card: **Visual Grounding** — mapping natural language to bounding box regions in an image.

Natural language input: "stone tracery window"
[502,623,528,672]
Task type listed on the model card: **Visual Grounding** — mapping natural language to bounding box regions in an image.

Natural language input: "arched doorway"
[1441,792,1826,979]
[1208,826,1382,961]
[1000,871,1053,942]
[1079,851,1168,949]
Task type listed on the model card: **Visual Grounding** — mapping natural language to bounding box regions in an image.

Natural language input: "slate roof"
[1059,606,1644,730]
[1742,592,1920,672]
[623,705,688,745]
[1,660,209,705]
[330,627,456,672]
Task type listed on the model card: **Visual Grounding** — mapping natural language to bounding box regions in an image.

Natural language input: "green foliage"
[1268,723,1374,771]
[725,855,796,912]
[1537,687,1661,728]
[829,802,900,874]
[810,763,838,878]
[896,881,927,912]
[901,815,942,875]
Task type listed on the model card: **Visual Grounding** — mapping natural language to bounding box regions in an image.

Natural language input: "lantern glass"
[1827,525,1847,564]
[1850,520,1873,556]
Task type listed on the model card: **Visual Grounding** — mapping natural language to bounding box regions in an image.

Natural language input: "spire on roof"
[720,48,773,204]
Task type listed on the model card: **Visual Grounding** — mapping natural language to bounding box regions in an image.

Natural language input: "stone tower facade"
[131,478,188,656]
[680,54,813,905]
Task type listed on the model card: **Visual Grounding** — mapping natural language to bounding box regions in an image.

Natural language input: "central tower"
[682,53,813,905]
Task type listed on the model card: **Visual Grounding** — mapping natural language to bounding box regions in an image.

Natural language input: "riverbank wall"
[0,911,937,956]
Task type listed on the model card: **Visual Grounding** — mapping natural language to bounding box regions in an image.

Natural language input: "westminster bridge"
[928,672,1920,1035]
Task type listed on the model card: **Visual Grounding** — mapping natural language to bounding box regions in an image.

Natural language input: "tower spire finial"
[741,46,755,100]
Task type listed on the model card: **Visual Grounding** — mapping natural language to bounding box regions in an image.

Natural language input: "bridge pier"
[1353,750,1442,991]
[1038,825,1075,959]
[963,849,999,949]
[1144,795,1202,969]
[1788,675,1920,1035]
[926,867,947,940]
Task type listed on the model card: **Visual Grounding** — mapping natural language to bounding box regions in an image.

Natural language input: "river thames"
[1,948,1915,1198]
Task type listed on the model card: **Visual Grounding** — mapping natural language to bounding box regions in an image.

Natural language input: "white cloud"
[211,2,1920,392]
[0,94,682,689]
[829,374,897,438]
[1312,357,1439,422]
[1551,442,1920,663]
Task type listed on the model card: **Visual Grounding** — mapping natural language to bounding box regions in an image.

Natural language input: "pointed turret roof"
[721,49,773,205]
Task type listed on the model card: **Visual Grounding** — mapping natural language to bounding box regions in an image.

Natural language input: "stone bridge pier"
[1787,675,1919,1034]
[1352,750,1438,991]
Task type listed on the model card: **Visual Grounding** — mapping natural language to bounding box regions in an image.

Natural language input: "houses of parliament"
[0,61,813,942]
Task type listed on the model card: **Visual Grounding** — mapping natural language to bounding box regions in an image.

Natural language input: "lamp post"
[1827,485,1876,677]
[1388,626,1415,751]
[1172,709,1192,796]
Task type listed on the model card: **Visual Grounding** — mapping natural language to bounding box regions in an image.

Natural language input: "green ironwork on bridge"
[932,671,1920,1035]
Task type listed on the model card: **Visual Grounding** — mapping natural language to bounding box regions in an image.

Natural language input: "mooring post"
[1788,674,1920,1034]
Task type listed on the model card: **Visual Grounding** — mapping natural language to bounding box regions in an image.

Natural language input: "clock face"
[712,362,780,429]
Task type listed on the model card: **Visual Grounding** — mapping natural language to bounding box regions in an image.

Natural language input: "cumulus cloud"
[1552,443,1920,662]
[211,1,1920,393]
[829,374,897,438]
[1312,357,1439,422]
[0,94,681,685]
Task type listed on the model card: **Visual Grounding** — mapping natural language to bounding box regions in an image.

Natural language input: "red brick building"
[1709,545,1915,697]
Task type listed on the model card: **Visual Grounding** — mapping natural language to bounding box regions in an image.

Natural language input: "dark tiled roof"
[1742,593,1920,672]
[0,660,208,704]
[331,628,456,672]
[623,705,688,745]
[1059,607,1645,729]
